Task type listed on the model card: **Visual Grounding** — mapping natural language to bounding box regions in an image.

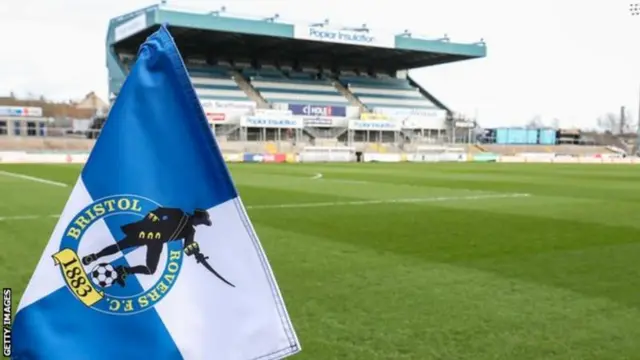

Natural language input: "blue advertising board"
[495,128,539,144]
[526,129,538,144]
[539,129,557,145]
[509,128,527,144]
[0,106,43,117]
[243,153,260,163]
[288,104,346,117]
[496,128,508,144]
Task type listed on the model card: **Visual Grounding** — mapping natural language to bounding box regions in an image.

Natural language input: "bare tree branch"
[525,115,543,128]
[597,109,636,134]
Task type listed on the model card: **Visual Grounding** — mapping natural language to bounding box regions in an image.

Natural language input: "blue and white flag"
[12,25,300,360]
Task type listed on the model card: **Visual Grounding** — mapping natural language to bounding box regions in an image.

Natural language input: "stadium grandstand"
[0,3,638,164]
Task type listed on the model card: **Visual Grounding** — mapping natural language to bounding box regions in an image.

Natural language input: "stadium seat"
[187,65,251,102]
[246,66,349,106]
[339,74,435,109]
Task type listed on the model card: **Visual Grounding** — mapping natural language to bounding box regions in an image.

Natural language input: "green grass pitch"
[2,162,640,359]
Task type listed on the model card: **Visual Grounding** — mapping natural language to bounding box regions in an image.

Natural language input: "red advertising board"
[262,154,287,163]
[206,112,225,121]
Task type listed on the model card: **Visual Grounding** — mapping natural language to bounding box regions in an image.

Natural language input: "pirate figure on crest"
[82,207,234,288]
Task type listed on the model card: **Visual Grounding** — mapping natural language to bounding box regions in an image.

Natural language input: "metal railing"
[0,125,629,154]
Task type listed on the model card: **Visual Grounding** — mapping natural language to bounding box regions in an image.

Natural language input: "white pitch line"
[327,179,371,184]
[0,170,68,188]
[0,214,59,221]
[309,173,370,184]
[245,193,532,210]
[0,193,532,221]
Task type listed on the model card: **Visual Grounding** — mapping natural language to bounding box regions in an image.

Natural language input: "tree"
[598,113,619,134]
[597,107,637,134]
[525,115,543,128]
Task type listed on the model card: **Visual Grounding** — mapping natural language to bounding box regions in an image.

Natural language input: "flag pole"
[629,3,640,154]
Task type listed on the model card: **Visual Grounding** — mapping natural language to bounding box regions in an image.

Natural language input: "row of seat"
[186,64,436,109]
[248,65,347,105]
[189,66,248,102]
[337,70,434,108]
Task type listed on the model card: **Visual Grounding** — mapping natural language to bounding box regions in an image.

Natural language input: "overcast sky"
[1,0,639,128]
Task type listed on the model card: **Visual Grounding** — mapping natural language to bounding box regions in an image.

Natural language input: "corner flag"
[12,25,300,360]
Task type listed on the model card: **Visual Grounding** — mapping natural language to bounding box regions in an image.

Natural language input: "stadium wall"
[2,151,639,165]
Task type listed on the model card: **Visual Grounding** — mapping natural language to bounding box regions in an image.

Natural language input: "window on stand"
[27,121,36,136]
[13,121,21,136]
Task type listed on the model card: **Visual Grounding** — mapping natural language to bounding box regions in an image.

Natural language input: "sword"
[193,251,235,287]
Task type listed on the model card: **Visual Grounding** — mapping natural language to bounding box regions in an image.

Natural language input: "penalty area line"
[0,193,532,221]
[0,170,68,188]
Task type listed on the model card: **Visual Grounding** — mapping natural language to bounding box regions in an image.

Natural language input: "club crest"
[52,195,234,316]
